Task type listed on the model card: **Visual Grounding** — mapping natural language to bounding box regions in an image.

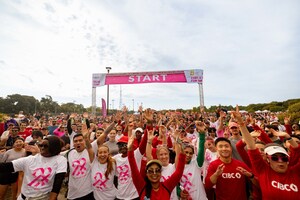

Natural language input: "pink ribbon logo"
[205,153,212,162]
[28,167,52,188]
[117,164,130,184]
[181,172,193,191]
[72,158,87,177]
[93,172,108,191]
[161,175,170,182]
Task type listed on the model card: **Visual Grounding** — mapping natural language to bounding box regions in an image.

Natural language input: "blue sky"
[0,0,299,110]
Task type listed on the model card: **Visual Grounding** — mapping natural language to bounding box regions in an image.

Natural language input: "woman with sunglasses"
[0,137,26,200]
[0,135,67,200]
[232,106,300,200]
[146,128,179,200]
[128,132,186,200]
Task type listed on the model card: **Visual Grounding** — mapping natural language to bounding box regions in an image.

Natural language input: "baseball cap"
[134,127,143,134]
[146,159,162,169]
[229,122,239,129]
[117,136,128,144]
[264,145,289,156]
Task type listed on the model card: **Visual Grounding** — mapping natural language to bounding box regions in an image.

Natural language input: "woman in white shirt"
[91,144,117,200]
[0,136,67,200]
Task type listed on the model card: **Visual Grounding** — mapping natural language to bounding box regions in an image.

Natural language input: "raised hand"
[143,108,154,123]
[195,121,206,133]
[128,134,135,151]
[83,112,89,118]
[231,105,243,124]
[236,166,253,178]
[122,106,128,113]
[114,111,122,122]
[138,105,143,113]
[147,129,155,141]
[215,164,225,176]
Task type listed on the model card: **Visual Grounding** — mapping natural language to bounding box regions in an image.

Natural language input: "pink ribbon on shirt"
[93,172,108,190]
[72,158,87,177]
[28,167,52,188]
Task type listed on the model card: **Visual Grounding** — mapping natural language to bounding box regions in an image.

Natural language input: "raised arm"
[82,124,94,163]
[146,129,154,161]
[231,105,256,150]
[127,135,145,194]
[195,121,206,167]
[97,112,121,146]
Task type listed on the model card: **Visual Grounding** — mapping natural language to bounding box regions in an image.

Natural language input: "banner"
[101,98,107,117]
[92,69,203,87]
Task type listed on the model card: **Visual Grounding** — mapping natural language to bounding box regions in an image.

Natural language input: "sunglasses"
[267,155,289,162]
[147,168,161,175]
[116,130,122,132]
[38,143,49,148]
[12,130,19,132]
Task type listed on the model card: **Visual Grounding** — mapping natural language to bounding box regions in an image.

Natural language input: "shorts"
[0,171,19,185]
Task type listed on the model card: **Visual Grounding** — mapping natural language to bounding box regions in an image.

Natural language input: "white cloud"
[0,0,299,110]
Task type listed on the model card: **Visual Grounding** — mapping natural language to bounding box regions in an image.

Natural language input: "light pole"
[132,99,134,112]
[106,67,112,115]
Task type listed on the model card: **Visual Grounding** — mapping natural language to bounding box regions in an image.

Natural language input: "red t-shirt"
[18,130,31,139]
[205,158,251,200]
[248,148,300,200]
[128,151,186,200]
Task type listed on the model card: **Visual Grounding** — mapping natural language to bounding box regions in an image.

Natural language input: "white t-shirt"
[91,140,98,155]
[113,149,143,199]
[67,149,93,199]
[91,159,117,200]
[25,135,33,143]
[69,131,77,149]
[12,154,67,198]
[180,159,207,200]
[115,134,123,142]
[0,130,9,140]
[202,149,218,184]
[161,164,178,200]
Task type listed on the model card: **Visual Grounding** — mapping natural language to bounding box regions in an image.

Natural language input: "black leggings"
[69,192,95,200]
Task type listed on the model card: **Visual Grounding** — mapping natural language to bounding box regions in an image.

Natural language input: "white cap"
[133,127,143,135]
[264,145,289,156]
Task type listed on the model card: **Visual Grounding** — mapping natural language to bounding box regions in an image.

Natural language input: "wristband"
[286,137,293,141]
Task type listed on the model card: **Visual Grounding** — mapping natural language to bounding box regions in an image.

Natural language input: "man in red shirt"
[205,137,254,200]
[231,105,300,200]
[18,122,31,140]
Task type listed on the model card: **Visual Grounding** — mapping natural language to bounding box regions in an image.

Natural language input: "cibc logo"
[222,172,241,179]
[271,181,298,192]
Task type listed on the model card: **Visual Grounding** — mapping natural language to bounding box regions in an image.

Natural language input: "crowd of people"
[0,106,299,200]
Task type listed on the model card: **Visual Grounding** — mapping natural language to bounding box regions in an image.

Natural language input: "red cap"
[117,136,128,144]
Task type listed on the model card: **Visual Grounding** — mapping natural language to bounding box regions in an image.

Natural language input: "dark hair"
[32,130,43,138]
[144,163,162,198]
[44,136,63,156]
[255,141,266,145]
[215,137,231,146]
[73,133,84,141]
[208,127,216,133]
[13,137,24,144]
[265,125,279,131]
